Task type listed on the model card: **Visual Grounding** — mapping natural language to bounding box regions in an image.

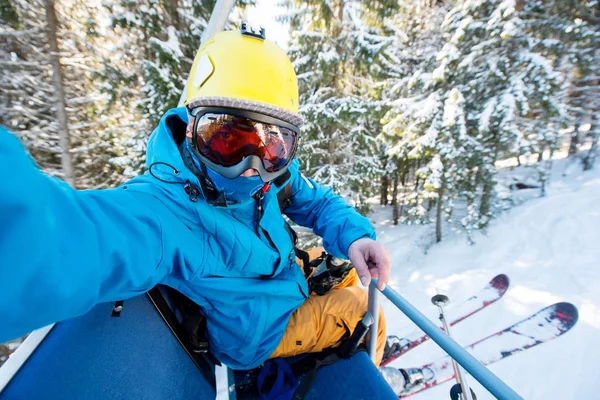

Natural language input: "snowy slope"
[375,162,600,399]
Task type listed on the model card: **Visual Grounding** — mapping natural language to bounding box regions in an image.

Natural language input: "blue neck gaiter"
[186,142,265,203]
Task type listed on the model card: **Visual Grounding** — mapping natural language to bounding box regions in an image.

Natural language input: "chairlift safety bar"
[367,280,524,400]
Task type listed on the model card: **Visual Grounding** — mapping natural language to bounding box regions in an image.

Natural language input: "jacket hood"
[145,107,199,188]
[144,107,266,207]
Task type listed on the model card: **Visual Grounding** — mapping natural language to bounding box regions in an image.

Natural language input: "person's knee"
[343,286,369,310]
[320,286,368,326]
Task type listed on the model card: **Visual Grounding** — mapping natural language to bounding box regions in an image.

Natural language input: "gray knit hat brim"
[188,96,304,128]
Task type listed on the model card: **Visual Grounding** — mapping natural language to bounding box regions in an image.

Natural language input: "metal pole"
[177,0,237,107]
[433,294,473,400]
[367,283,380,363]
[374,280,523,400]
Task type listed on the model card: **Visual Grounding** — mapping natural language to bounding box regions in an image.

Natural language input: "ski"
[382,274,510,366]
[395,302,579,398]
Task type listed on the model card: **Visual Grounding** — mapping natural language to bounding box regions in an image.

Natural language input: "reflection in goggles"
[192,113,298,172]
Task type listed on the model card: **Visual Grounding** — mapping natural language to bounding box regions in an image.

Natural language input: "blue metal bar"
[374,280,523,400]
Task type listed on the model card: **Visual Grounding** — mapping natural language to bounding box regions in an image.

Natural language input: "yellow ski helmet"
[185,26,303,128]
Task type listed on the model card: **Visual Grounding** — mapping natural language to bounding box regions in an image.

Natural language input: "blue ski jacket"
[0,108,375,369]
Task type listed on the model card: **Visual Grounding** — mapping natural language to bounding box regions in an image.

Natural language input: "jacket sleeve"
[282,160,376,258]
[0,127,170,342]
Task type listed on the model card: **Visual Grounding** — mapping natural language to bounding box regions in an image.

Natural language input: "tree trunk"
[392,174,399,225]
[515,0,525,12]
[540,169,547,197]
[479,177,493,226]
[380,154,389,205]
[414,159,421,190]
[392,158,401,225]
[46,0,74,186]
[568,123,581,157]
[380,175,389,205]
[331,0,345,92]
[479,156,497,228]
[165,0,181,31]
[435,179,445,243]
[583,117,599,171]
[327,139,335,165]
[399,167,407,221]
[325,1,344,168]
[540,149,554,197]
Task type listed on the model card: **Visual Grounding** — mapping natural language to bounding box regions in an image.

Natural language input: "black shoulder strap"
[275,170,293,211]
[170,289,211,353]
[146,287,217,386]
[278,183,292,210]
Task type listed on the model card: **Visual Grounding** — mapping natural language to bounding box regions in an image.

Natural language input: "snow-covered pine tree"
[106,0,209,127]
[382,0,580,240]
[442,0,568,225]
[0,0,130,188]
[558,2,600,171]
[513,1,599,185]
[282,0,397,211]
[379,1,457,231]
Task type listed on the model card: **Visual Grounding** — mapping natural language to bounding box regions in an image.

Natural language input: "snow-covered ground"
[375,158,600,399]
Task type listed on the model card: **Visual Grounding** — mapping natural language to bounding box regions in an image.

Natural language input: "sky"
[244,0,290,49]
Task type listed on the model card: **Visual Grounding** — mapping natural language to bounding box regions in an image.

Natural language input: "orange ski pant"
[269,248,387,366]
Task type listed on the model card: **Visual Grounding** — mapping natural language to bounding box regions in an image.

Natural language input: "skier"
[0,28,390,371]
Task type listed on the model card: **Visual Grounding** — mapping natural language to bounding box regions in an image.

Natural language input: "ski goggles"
[187,108,300,181]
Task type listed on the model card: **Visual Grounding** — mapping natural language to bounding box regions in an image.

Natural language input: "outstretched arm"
[0,127,170,342]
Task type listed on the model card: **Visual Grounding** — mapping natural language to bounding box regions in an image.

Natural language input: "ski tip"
[489,273,510,293]
[552,302,579,330]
